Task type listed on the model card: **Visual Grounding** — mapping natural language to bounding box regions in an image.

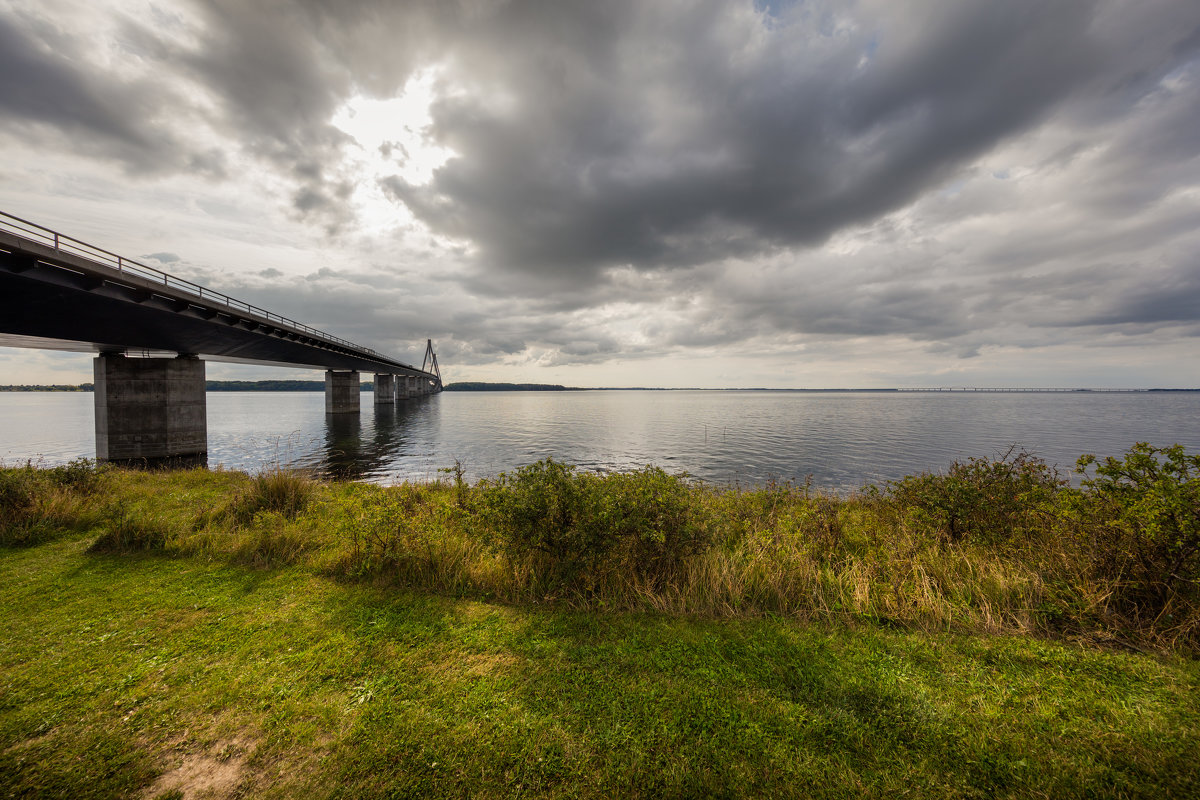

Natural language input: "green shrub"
[332,484,410,572]
[477,460,705,592]
[600,467,707,579]
[1077,443,1200,606]
[886,448,1066,545]
[477,460,598,581]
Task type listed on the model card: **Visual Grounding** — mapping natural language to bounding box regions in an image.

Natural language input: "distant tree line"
[0,384,95,392]
[443,382,573,391]
[204,380,330,391]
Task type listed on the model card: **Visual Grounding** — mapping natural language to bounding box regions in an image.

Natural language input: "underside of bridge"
[1,212,443,463]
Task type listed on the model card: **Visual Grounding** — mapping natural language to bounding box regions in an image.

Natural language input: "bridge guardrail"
[0,209,386,359]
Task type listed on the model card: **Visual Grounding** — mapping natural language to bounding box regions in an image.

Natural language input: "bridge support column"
[403,375,418,400]
[94,354,207,463]
[373,373,396,405]
[325,370,360,414]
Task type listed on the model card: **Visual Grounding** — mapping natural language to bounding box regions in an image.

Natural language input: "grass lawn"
[2,533,1198,799]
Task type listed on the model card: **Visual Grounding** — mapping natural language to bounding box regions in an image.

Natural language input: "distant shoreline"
[0,382,1196,393]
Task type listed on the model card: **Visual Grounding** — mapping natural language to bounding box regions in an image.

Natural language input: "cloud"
[1,0,1199,387]
[384,0,1190,285]
[0,11,196,173]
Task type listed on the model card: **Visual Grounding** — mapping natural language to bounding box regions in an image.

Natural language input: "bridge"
[0,210,442,463]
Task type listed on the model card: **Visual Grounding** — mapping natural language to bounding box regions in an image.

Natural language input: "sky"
[1,0,1198,388]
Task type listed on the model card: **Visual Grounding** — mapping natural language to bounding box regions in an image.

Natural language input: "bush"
[0,466,48,546]
[0,465,38,517]
[886,448,1066,546]
[1077,443,1200,606]
[600,467,707,579]
[477,460,705,592]
[329,483,454,579]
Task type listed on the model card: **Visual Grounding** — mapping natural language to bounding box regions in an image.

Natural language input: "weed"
[47,458,107,494]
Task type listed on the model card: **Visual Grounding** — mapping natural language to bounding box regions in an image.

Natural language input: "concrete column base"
[94,354,207,462]
[325,370,360,413]
[373,373,395,405]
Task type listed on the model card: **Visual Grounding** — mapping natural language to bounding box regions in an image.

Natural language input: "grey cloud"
[0,13,195,173]
[175,0,458,230]
[1075,264,1200,328]
[386,0,1180,283]
[143,252,181,264]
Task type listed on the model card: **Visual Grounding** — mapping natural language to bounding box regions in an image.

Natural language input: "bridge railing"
[0,210,383,359]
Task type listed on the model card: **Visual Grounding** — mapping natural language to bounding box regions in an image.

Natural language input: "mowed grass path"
[2,537,1198,799]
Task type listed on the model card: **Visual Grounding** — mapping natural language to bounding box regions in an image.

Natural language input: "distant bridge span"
[0,210,442,462]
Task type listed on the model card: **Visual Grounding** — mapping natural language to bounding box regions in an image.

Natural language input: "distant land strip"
[0,382,1196,393]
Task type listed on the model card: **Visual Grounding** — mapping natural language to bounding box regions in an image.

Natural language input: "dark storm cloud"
[385,0,1198,284]
[0,12,195,172]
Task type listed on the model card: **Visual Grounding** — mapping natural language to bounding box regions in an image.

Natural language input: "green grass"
[2,536,1198,799]
[2,452,1199,797]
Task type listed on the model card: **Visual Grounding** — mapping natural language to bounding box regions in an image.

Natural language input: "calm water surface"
[1,391,1198,492]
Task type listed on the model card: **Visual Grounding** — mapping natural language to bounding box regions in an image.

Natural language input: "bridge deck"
[0,211,438,380]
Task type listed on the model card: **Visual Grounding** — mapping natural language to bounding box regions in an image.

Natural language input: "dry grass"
[3,450,1198,654]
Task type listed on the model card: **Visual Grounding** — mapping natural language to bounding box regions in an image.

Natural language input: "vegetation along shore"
[2,444,1198,797]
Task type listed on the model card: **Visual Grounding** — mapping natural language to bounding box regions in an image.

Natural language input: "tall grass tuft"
[222,468,317,524]
[0,459,106,546]
[88,508,172,553]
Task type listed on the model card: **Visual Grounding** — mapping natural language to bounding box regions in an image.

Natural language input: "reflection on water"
[1,390,1199,491]
[312,396,441,479]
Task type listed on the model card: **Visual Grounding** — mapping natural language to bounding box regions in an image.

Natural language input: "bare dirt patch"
[141,738,253,800]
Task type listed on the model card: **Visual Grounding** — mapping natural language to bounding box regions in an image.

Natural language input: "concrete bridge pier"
[94,353,207,463]
[325,370,360,413]
[404,375,419,400]
[374,373,396,405]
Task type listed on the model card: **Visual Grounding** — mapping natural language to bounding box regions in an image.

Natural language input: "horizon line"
[1,381,1198,393]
